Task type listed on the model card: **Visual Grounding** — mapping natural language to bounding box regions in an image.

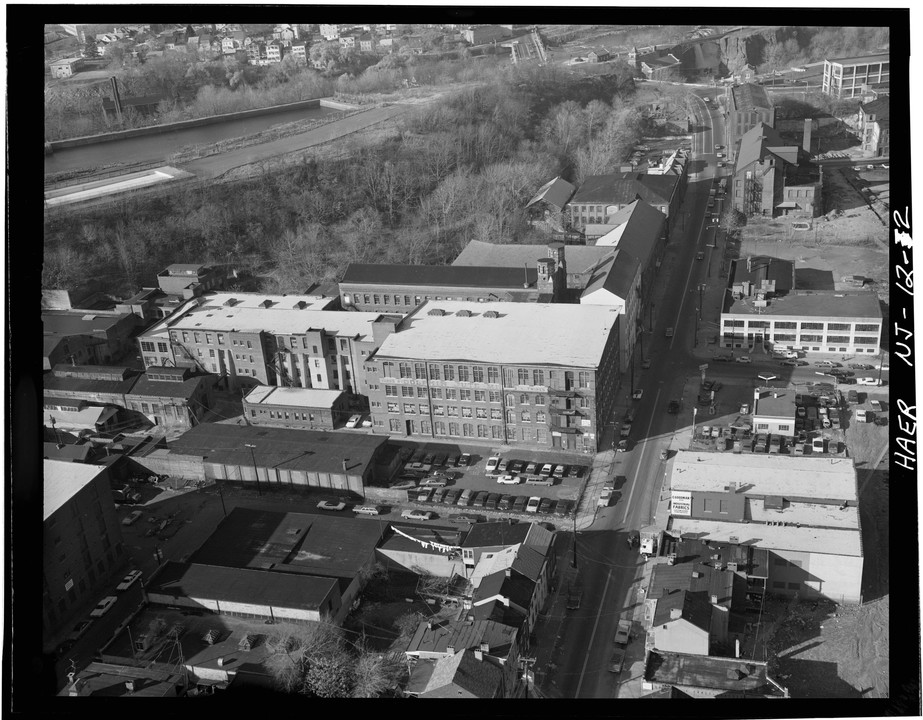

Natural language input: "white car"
[632,389,643,400]
[90,596,118,618]
[735,356,751,364]
[598,487,613,507]
[856,377,881,386]
[116,570,142,591]
[345,414,362,428]
[401,509,434,521]
[485,456,500,474]
[525,497,541,513]
[317,500,346,512]
[496,474,520,485]
[716,153,724,158]
[354,505,381,516]
[122,510,143,526]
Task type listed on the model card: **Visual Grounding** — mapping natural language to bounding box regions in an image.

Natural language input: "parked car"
[508,460,526,474]
[458,453,472,467]
[498,494,514,511]
[870,400,882,412]
[401,509,434,521]
[472,491,489,508]
[446,454,460,467]
[457,489,473,507]
[485,457,501,474]
[567,465,585,478]
[616,439,630,452]
[660,449,669,461]
[66,620,93,643]
[665,327,674,337]
[816,361,841,368]
[450,513,482,524]
[632,389,644,400]
[641,359,652,369]
[856,377,880,386]
[526,496,541,513]
[847,390,859,403]
[512,495,530,513]
[390,479,417,490]
[497,458,511,473]
[739,403,749,414]
[538,498,555,514]
[485,493,502,510]
[780,359,806,367]
[422,453,435,466]
[420,477,449,488]
[122,510,143,526]
[443,488,462,505]
[90,596,118,618]
[553,500,572,517]
[598,487,613,507]
[496,474,520,485]
[354,505,381,516]
[539,463,554,476]
[614,619,632,646]
[116,570,142,591]
[345,414,362,428]
[317,500,347,512]
[524,462,539,474]
[608,647,626,673]
[552,464,567,478]
[735,356,751,364]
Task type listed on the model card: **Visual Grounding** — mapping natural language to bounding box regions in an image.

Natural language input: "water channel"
[44,104,342,175]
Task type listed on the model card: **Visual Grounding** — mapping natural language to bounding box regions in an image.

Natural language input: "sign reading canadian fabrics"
[671,490,692,516]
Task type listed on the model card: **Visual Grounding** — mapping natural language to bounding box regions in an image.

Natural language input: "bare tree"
[351,651,405,698]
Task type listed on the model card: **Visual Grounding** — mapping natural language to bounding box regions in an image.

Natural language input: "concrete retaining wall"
[130,450,206,483]
[49,97,342,150]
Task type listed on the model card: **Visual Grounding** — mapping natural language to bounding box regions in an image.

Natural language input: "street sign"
[698,364,709,371]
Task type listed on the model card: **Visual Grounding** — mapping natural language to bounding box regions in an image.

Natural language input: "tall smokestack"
[803,119,813,155]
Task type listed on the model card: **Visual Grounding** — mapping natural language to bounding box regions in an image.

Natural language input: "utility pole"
[571,510,578,569]
[244,443,262,496]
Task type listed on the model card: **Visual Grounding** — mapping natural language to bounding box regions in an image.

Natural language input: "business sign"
[64,578,74,592]
[699,364,709,371]
[671,490,692,516]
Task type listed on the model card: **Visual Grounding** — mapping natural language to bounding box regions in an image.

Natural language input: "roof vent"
[427,308,446,316]
[260,299,274,308]
[293,300,308,309]
[224,298,238,307]
[455,309,472,317]
[483,310,499,318]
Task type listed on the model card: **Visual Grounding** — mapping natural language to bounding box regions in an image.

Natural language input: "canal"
[44,104,342,175]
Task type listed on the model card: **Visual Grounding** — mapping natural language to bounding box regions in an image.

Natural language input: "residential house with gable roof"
[524,176,577,233]
[857,96,889,156]
[567,172,681,240]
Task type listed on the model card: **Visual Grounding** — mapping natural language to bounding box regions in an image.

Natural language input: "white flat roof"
[669,517,863,557]
[243,385,344,408]
[44,459,106,521]
[670,451,857,501]
[747,501,859,529]
[161,293,380,337]
[376,301,620,367]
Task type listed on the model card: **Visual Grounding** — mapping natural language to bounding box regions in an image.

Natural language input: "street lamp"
[244,443,262,496]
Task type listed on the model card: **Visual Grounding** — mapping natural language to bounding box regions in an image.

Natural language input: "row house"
[363,300,621,453]
[136,292,398,394]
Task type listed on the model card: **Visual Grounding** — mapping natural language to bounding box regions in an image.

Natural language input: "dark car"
[553,499,572,517]
[485,492,502,510]
[472,491,489,508]
[509,460,526,474]
[432,453,447,467]
[498,494,514,511]
[408,449,425,465]
[458,453,472,467]
[512,495,529,513]
[447,454,460,467]
[538,498,554,514]
[443,488,461,505]
[422,453,435,466]
[66,620,93,643]
[568,465,586,479]
[430,488,448,504]
[667,399,680,414]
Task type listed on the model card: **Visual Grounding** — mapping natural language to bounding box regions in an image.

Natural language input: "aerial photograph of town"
[22,9,914,713]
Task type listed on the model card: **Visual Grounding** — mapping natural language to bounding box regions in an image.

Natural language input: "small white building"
[49,57,84,78]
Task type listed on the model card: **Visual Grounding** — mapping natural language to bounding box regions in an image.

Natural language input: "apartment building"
[822,53,890,99]
[362,301,621,453]
[136,292,396,393]
[857,96,890,156]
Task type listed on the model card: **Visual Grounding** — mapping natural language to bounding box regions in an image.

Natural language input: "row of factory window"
[386,419,551,441]
[165,330,355,356]
[724,332,878,345]
[355,293,491,306]
[250,409,318,422]
[723,320,880,332]
[379,362,591,389]
[382,386,582,408]
[385,403,549,423]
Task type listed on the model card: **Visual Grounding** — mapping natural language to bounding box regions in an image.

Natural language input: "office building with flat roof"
[822,53,889,99]
[43,460,126,645]
[242,385,349,430]
[362,300,621,453]
[667,451,863,604]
